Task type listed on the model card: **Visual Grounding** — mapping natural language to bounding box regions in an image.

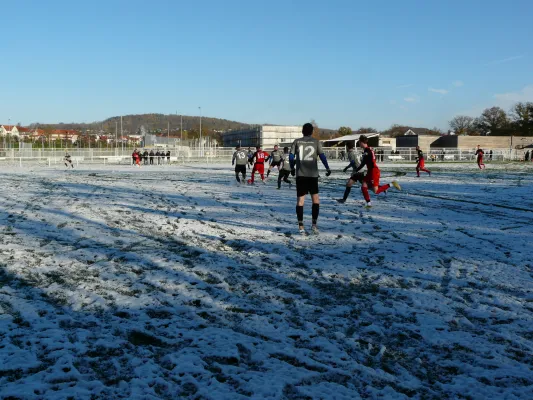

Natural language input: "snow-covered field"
[1,161,532,400]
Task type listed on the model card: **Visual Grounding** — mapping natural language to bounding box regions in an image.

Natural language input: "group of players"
[232,123,401,234]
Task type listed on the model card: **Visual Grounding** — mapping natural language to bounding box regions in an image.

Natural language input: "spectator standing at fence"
[132,149,137,166]
[343,143,359,173]
[525,150,530,162]
[143,149,149,165]
[475,145,485,169]
[489,150,493,161]
[415,146,431,177]
[155,150,160,165]
[441,149,446,161]
[149,149,154,165]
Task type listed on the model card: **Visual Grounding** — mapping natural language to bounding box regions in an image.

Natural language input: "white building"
[0,125,19,137]
[222,125,302,149]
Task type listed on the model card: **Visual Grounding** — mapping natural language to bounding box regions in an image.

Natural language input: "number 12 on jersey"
[299,145,315,161]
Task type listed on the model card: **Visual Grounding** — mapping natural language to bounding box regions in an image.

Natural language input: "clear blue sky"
[1,0,532,130]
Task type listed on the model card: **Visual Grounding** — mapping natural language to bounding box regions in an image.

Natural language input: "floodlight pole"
[199,107,202,156]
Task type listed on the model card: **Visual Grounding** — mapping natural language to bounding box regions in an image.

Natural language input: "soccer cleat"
[365,201,372,208]
[311,225,319,235]
[277,187,281,190]
[336,199,345,204]
[391,181,401,190]
[298,224,305,234]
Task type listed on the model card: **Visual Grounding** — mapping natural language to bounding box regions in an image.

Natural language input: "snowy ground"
[1,161,532,399]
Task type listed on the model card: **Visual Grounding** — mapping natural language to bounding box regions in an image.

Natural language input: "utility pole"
[180,114,183,145]
[120,116,123,154]
[199,107,202,155]
[167,120,170,145]
[115,121,118,152]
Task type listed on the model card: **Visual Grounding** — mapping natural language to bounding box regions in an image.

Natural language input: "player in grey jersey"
[277,147,292,189]
[343,143,360,173]
[289,123,331,234]
[232,145,248,183]
[266,145,283,178]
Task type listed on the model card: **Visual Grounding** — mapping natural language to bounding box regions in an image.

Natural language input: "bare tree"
[510,102,533,136]
[449,115,474,135]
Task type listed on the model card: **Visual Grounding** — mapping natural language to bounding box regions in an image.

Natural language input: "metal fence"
[0,146,529,166]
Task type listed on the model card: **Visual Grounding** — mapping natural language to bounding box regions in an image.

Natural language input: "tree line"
[449,102,533,136]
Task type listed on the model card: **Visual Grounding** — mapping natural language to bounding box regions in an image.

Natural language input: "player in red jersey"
[415,146,431,177]
[475,145,485,169]
[337,135,400,207]
[248,145,269,184]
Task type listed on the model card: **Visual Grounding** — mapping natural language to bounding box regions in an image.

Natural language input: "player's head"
[256,145,261,150]
[236,145,241,150]
[347,143,354,150]
[477,145,480,148]
[274,145,278,150]
[283,146,289,153]
[416,145,420,150]
[357,135,368,148]
[302,123,314,136]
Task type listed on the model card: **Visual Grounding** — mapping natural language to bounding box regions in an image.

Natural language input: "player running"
[415,146,431,177]
[232,145,248,183]
[247,147,254,167]
[475,145,485,169]
[342,143,360,173]
[248,145,268,184]
[64,151,74,168]
[290,123,331,234]
[277,147,292,189]
[266,145,283,178]
[336,135,400,207]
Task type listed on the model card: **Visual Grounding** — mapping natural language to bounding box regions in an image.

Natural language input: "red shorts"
[417,159,425,169]
[477,156,483,164]
[363,168,380,187]
[253,163,264,174]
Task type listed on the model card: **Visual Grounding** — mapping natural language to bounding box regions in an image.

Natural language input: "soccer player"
[232,145,248,183]
[248,145,268,184]
[475,145,485,169]
[133,150,141,167]
[64,151,74,168]
[277,147,292,189]
[342,143,359,173]
[166,150,171,164]
[266,145,283,178]
[247,147,254,167]
[337,135,400,207]
[415,146,431,177]
[289,123,331,234]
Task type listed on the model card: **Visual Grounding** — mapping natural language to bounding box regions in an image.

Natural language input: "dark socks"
[343,186,352,201]
[235,173,241,183]
[267,170,271,177]
[296,206,304,225]
[312,203,319,225]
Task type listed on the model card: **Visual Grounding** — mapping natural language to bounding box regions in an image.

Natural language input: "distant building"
[0,125,19,137]
[322,133,380,148]
[222,125,302,149]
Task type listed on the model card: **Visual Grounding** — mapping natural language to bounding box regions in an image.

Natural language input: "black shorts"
[296,177,319,197]
[270,161,281,168]
[235,165,246,174]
